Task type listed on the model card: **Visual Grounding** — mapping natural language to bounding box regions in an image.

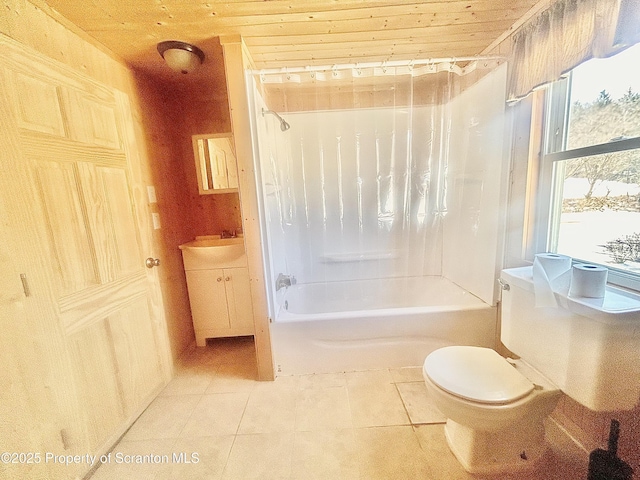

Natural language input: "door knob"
[145,257,161,268]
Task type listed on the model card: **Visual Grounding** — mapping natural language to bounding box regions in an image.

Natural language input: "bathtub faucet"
[275,273,296,291]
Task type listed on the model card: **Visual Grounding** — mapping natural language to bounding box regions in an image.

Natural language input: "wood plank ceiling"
[42,0,546,79]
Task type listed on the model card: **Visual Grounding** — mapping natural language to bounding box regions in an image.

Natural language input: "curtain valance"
[507,0,640,102]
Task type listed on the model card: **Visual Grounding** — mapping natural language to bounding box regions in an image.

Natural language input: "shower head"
[262,108,291,131]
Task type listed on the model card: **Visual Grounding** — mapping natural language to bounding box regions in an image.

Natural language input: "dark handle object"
[608,419,620,457]
[587,419,633,480]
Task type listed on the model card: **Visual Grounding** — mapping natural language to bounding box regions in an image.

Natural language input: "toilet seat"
[424,346,534,405]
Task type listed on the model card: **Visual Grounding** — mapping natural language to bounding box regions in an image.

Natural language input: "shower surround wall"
[249,63,509,373]
[254,64,508,306]
[444,65,511,304]
[262,105,448,284]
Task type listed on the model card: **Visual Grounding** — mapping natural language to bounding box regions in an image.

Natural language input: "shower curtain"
[248,60,507,315]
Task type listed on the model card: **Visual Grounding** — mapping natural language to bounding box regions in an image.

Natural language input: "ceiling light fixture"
[157,40,205,74]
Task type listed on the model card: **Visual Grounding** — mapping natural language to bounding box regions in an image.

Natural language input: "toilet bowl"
[423,346,561,475]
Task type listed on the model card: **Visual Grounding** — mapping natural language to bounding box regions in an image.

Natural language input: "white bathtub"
[271,276,497,375]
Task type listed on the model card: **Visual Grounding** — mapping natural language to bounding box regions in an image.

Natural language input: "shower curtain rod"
[250,55,505,75]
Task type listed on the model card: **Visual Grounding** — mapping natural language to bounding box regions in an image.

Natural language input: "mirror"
[192,133,239,194]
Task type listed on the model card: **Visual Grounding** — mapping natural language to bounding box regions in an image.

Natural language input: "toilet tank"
[500,267,640,411]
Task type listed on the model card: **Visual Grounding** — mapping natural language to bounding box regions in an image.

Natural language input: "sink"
[186,237,244,247]
[179,235,247,270]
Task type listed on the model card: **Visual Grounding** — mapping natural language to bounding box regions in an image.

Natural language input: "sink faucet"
[221,229,236,239]
[275,273,296,291]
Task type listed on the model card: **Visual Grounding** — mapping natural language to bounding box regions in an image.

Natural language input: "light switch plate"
[152,212,161,230]
[147,185,157,204]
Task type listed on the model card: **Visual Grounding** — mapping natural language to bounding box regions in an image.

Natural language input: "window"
[542,44,640,290]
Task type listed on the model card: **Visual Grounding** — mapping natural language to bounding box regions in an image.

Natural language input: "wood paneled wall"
[130,56,240,358]
[169,57,243,239]
[2,0,130,93]
[129,72,198,359]
[221,36,275,380]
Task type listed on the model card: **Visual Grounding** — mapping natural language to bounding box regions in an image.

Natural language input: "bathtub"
[271,276,497,375]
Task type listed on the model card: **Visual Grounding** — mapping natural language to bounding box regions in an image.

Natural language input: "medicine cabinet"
[192,133,239,194]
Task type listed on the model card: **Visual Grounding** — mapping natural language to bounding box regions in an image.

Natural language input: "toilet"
[423,266,640,475]
[423,346,560,474]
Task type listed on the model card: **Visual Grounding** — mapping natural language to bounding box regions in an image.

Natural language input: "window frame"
[538,74,640,292]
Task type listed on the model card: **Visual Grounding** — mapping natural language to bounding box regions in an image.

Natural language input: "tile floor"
[89,337,587,480]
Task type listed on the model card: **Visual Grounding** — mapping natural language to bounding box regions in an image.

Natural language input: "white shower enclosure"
[250,62,509,307]
[246,61,511,372]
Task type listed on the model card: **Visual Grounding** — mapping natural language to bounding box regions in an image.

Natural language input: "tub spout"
[276,273,296,291]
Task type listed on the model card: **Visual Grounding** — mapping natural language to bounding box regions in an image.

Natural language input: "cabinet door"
[185,269,231,344]
[224,267,255,335]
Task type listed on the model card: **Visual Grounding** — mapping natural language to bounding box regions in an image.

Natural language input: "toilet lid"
[424,346,534,405]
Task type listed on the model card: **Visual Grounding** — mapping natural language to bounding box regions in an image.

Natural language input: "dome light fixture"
[157,40,205,74]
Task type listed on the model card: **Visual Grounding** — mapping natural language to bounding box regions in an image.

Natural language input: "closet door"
[0,35,171,478]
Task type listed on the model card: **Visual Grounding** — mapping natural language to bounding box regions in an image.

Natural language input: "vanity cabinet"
[185,267,254,345]
[179,236,255,346]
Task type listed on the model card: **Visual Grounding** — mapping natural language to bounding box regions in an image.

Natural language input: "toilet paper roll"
[534,253,572,279]
[569,264,608,298]
[533,253,572,307]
